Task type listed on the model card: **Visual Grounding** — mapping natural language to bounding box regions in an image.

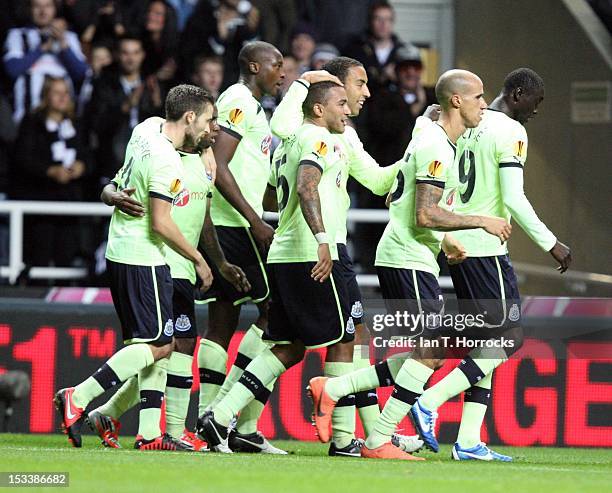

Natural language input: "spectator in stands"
[361,45,436,166]
[166,0,199,32]
[138,0,179,81]
[297,0,371,50]
[279,54,299,96]
[290,22,316,74]
[89,35,163,185]
[192,55,224,99]
[12,77,88,268]
[252,0,296,53]
[77,44,113,116]
[77,1,127,53]
[179,0,260,87]
[344,0,410,93]
[3,0,89,123]
[310,43,339,71]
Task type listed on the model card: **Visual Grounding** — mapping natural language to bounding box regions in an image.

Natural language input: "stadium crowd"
[0,0,435,279]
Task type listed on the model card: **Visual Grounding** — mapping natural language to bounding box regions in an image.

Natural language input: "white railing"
[1,200,611,290]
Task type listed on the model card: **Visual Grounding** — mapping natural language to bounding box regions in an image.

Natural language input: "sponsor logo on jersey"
[427,160,444,178]
[508,303,520,322]
[346,317,355,334]
[261,134,272,155]
[173,188,190,207]
[228,108,244,125]
[351,301,363,319]
[169,178,182,194]
[336,170,342,187]
[175,314,192,332]
[333,143,346,160]
[314,141,328,157]
[514,141,525,158]
[163,318,174,337]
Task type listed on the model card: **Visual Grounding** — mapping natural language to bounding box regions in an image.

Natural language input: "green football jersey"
[210,83,273,227]
[106,117,183,266]
[453,109,528,257]
[375,123,459,277]
[164,151,214,283]
[268,123,346,263]
[334,126,400,244]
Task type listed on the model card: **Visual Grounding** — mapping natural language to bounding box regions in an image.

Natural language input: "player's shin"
[365,359,433,450]
[211,324,267,407]
[213,348,286,427]
[235,380,274,434]
[96,376,140,419]
[198,338,227,413]
[165,351,194,438]
[353,344,381,436]
[325,362,356,449]
[456,371,492,449]
[137,358,169,440]
[418,346,506,411]
[72,343,155,409]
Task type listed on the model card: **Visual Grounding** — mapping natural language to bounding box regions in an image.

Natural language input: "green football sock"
[96,376,139,419]
[73,343,154,409]
[198,338,227,414]
[236,379,274,435]
[457,370,493,449]
[324,353,408,401]
[419,346,506,411]
[353,345,381,437]
[137,357,168,440]
[325,362,355,449]
[165,351,193,438]
[211,324,268,407]
[213,348,285,428]
[365,359,433,450]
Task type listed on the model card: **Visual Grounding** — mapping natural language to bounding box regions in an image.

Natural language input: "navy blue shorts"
[264,261,353,349]
[448,255,521,329]
[197,226,269,306]
[376,266,445,338]
[337,243,364,325]
[107,260,174,345]
[172,278,197,339]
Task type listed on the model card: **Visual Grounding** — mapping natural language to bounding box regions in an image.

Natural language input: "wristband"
[314,232,329,245]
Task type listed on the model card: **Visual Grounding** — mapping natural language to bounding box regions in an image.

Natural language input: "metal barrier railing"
[0,200,610,291]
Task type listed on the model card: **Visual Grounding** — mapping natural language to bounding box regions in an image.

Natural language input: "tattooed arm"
[415,183,512,243]
[297,162,332,282]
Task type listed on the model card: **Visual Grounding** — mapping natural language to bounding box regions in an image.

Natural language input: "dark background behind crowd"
[0,0,439,283]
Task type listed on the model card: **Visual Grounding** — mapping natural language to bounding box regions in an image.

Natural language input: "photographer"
[3,0,88,124]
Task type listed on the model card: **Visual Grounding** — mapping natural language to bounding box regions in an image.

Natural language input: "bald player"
[308,69,512,460]
[196,41,287,454]
[409,68,572,461]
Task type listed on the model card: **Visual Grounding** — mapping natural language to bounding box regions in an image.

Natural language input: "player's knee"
[149,341,174,360]
[174,337,196,355]
[354,322,370,345]
[272,343,305,368]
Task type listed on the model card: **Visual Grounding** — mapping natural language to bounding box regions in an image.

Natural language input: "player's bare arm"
[262,184,278,212]
[297,163,332,282]
[415,183,512,243]
[213,129,275,251]
[150,197,213,291]
[199,196,251,292]
[101,182,145,217]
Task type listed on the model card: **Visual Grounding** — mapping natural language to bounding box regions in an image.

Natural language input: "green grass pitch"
[1,434,611,493]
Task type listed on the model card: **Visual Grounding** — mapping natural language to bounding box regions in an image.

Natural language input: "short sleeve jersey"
[106,117,183,266]
[453,109,528,256]
[268,123,346,263]
[210,83,273,227]
[375,123,458,277]
[164,151,214,283]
